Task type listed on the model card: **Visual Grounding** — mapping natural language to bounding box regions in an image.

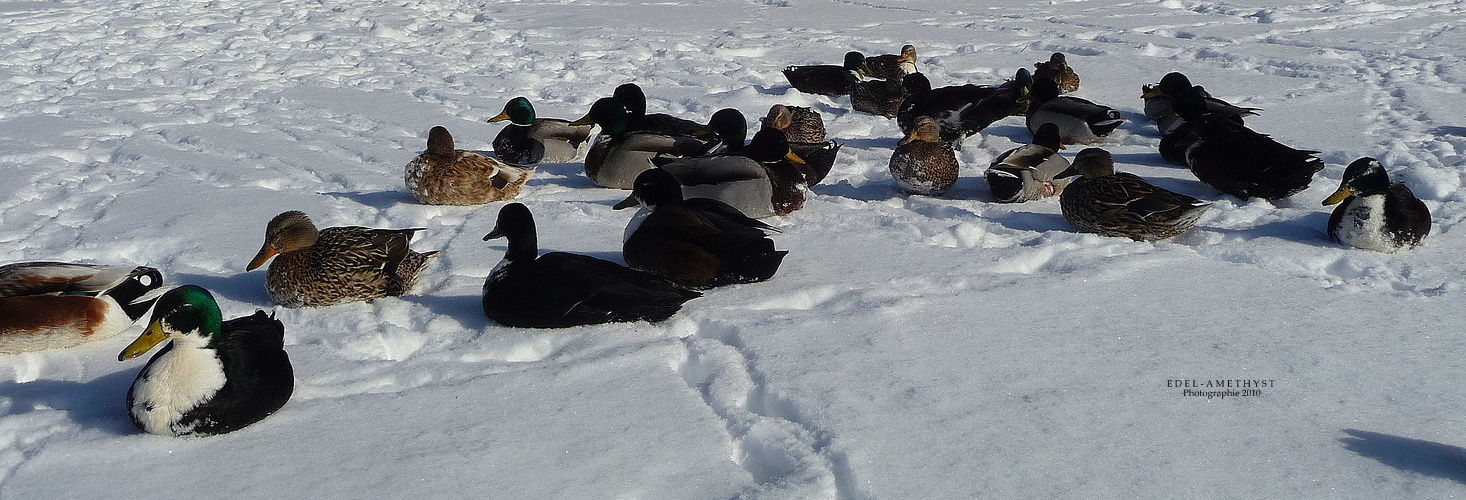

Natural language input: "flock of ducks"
[0,46,1434,438]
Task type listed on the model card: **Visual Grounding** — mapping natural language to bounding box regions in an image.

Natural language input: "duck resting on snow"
[118,285,293,437]
[0,262,164,354]
[247,211,439,307]
[1323,157,1431,253]
[487,96,595,164]
[405,126,535,205]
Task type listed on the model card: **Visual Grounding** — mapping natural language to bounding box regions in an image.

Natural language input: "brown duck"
[246,211,439,307]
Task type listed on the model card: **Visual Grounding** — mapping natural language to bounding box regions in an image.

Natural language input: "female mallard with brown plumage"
[405,126,534,205]
[0,262,164,353]
[1060,148,1210,241]
[487,97,595,164]
[1033,53,1080,94]
[246,211,439,307]
[763,104,840,185]
[889,116,958,196]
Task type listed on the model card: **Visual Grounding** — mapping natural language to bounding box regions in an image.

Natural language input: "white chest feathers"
[623,207,653,243]
[1335,196,1402,253]
[130,342,227,435]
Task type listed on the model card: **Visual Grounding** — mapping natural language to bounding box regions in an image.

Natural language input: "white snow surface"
[2,0,1465,498]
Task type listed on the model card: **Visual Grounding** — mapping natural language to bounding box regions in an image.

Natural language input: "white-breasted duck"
[1026,76,1123,145]
[985,123,1078,203]
[1323,157,1431,253]
[487,96,595,164]
[1060,148,1210,241]
[0,263,164,353]
[481,203,700,328]
[246,211,439,307]
[405,126,534,206]
[614,168,787,288]
[118,285,292,437]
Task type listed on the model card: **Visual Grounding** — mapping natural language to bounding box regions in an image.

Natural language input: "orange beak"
[246,244,278,271]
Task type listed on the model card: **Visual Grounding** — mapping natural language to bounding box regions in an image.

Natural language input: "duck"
[1033,52,1080,94]
[1142,72,1260,135]
[612,83,714,138]
[762,105,840,185]
[783,51,870,97]
[246,211,440,308]
[850,77,905,118]
[487,96,595,164]
[657,123,809,218]
[1176,92,1323,200]
[404,126,535,206]
[762,104,825,144]
[985,123,1078,203]
[481,203,701,328]
[570,97,719,189]
[1323,157,1431,253]
[613,168,787,288]
[864,45,918,81]
[0,263,164,354]
[118,285,292,437]
[889,116,959,196]
[1060,148,1210,241]
[1026,76,1123,145]
[897,72,1014,148]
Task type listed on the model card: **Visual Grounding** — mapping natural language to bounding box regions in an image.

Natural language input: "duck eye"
[137,275,153,286]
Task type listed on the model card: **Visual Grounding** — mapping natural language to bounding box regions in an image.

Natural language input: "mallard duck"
[762,105,840,185]
[487,96,595,164]
[481,203,700,328]
[0,263,163,354]
[985,123,1078,203]
[1027,76,1123,145]
[246,211,440,308]
[783,51,870,97]
[851,77,905,118]
[570,97,719,189]
[864,45,918,81]
[1033,53,1080,94]
[763,104,825,144]
[657,124,809,218]
[889,116,958,196]
[1324,157,1431,253]
[1060,148,1210,241]
[1177,93,1323,200]
[1142,72,1259,135]
[118,285,292,437]
[613,168,787,288]
[404,126,535,206]
[612,83,714,138]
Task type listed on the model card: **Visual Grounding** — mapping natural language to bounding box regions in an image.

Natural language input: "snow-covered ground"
[2,0,1465,497]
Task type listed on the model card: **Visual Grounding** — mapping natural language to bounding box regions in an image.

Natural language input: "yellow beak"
[568,114,595,126]
[1323,186,1353,206]
[118,320,167,361]
[785,150,806,165]
[487,111,512,123]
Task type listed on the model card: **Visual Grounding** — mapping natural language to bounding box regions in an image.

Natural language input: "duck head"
[1324,157,1391,205]
[247,211,319,271]
[118,285,223,361]
[1073,148,1117,178]
[615,168,684,210]
[488,97,536,126]
[483,203,539,262]
[569,97,629,135]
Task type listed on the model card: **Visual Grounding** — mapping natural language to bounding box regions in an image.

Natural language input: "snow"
[2,0,1465,498]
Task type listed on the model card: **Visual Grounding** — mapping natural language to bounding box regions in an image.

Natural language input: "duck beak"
[487,111,512,123]
[613,194,640,210]
[785,150,806,165]
[1141,85,1163,99]
[568,114,595,126]
[1323,186,1353,206]
[246,244,277,271]
[483,228,505,241]
[118,320,167,362]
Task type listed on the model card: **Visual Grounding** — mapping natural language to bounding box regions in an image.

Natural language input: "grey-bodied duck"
[487,96,595,164]
[985,123,1078,203]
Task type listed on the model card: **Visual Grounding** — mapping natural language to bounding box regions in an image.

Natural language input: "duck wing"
[0,262,152,297]
[175,311,293,436]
